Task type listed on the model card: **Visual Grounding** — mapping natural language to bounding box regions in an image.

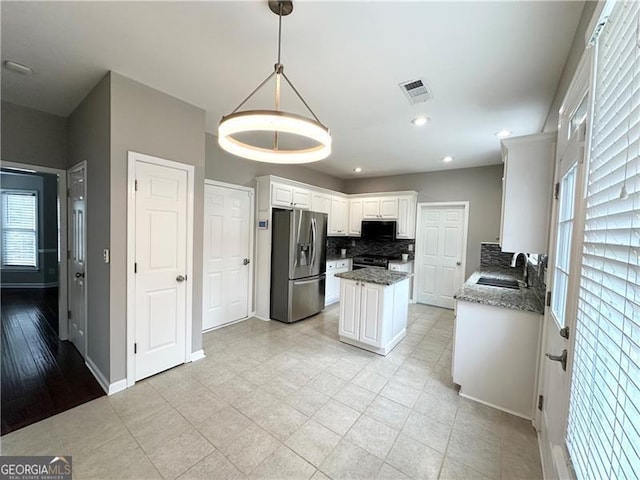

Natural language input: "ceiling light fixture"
[353,167,362,173]
[411,116,429,126]
[443,156,453,162]
[495,129,511,139]
[3,60,33,76]
[218,1,331,164]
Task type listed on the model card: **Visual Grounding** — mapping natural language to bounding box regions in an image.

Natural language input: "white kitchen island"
[335,268,411,355]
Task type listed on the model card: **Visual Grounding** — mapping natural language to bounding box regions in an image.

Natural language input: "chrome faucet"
[511,252,529,288]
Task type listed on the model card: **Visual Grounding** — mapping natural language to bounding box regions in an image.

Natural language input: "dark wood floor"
[1,288,105,435]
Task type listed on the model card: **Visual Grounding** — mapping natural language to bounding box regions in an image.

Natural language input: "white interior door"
[416,205,466,309]
[133,158,190,381]
[68,163,86,358]
[203,183,251,330]
[537,122,585,479]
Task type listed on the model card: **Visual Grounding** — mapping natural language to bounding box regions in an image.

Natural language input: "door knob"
[176,275,186,282]
[75,272,85,278]
[546,349,567,371]
[243,258,251,266]
[456,262,461,266]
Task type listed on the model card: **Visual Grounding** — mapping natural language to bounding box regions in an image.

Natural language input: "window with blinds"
[1,190,39,268]
[566,2,640,479]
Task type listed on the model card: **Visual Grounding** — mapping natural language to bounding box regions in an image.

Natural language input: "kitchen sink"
[476,276,520,289]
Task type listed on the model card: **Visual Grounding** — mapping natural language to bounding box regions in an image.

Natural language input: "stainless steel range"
[352,254,391,270]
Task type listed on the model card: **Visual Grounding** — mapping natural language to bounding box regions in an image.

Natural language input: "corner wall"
[110,73,206,382]
[344,164,503,277]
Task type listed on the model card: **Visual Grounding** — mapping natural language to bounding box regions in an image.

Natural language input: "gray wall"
[344,165,504,277]
[0,171,58,286]
[543,1,598,131]
[110,73,206,382]
[205,134,345,191]
[1,101,68,170]
[68,74,112,380]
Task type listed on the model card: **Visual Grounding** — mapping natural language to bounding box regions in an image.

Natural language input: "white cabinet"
[362,197,398,219]
[348,199,364,235]
[338,277,409,355]
[453,300,542,419]
[271,182,311,210]
[500,133,555,254]
[329,196,348,236]
[325,259,351,306]
[389,261,414,302]
[396,195,417,239]
[312,192,331,215]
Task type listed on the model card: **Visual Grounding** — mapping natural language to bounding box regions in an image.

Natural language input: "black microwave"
[361,221,397,241]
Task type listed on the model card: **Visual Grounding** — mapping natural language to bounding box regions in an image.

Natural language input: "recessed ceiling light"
[3,60,33,76]
[353,167,362,173]
[411,116,430,126]
[495,129,511,138]
[443,156,453,163]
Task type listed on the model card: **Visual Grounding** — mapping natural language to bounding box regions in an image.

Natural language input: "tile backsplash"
[327,237,414,259]
[480,242,547,303]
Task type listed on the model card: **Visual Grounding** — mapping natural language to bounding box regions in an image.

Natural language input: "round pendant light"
[218,1,331,164]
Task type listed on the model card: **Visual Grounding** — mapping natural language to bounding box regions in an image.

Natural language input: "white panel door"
[68,163,86,358]
[339,280,360,340]
[379,197,399,219]
[360,283,383,346]
[312,192,331,214]
[203,184,251,330]
[348,199,363,235]
[134,161,188,381]
[416,206,465,309]
[329,196,347,235]
[362,198,380,219]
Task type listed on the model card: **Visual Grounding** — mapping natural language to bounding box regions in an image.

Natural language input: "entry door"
[203,183,251,330]
[416,205,466,309]
[133,159,190,381]
[537,123,584,478]
[68,163,86,358]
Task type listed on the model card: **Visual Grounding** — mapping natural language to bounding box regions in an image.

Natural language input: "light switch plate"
[103,248,110,264]
[408,244,414,252]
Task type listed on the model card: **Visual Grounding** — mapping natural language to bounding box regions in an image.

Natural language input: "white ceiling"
[1,1,584,179]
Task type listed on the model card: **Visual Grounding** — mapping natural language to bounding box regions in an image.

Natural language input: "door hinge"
[554,182,560,200]
[134,179,138,191]
[538,395,544,411]
[134,343,137,354]
[546,291,552,307]
[67,310,72,319]
[134,262,137,273]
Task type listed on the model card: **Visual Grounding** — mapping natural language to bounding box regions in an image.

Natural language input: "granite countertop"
[335,267,410,286]
[326,255,353,262]
[454,267,544,314]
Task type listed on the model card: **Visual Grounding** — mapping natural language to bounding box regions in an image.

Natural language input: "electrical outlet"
[408,244,414,252]
[351,240,356,247]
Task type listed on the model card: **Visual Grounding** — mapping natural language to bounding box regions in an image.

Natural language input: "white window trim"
[1,188,40,271]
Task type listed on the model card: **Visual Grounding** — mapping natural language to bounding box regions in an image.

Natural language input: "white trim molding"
[1,282,59,289]
[108,379,128,395]
[126,151,195,388]
[85,356,109,394]
[190,349,206,362]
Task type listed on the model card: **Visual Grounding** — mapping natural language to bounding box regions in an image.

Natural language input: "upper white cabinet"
[348,199,364,235]
[396,195,417,239]
[362,197,398,219]
[312,192,331,215]
[500,133,555,254]
[271,182,311,210]
[329,195,348,236]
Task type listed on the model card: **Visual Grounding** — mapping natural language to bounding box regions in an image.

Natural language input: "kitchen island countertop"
[336,268,410,286]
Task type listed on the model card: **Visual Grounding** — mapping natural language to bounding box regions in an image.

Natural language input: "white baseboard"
[85,356,109,394]
[1,282,59,289]
[108,379,128,395]
[190,349,206,362]
[254,315,270,322]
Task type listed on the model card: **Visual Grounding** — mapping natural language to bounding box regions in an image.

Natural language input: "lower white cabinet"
[388,261,414,302]
[338,278,409,355]
[325,259,351,306]
[453,300,542,419]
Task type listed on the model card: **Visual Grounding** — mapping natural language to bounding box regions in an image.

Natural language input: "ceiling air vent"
[399,79,431,105]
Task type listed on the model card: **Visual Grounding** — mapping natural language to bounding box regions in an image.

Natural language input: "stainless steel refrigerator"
[270,208,327,323]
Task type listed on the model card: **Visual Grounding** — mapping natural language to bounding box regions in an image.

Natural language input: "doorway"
[127,152,194,384]
[414,202,469,309]
[68,162,87,357]
[203,181,253,330]
[0,161,103,435]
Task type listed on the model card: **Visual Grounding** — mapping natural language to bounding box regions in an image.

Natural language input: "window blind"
[1,191,38,267]
[567,2,640,479]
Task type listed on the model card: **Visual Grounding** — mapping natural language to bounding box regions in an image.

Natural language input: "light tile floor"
[1,304,543,479]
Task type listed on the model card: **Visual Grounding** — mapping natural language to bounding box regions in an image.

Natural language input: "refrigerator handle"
[310,217,317,268]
